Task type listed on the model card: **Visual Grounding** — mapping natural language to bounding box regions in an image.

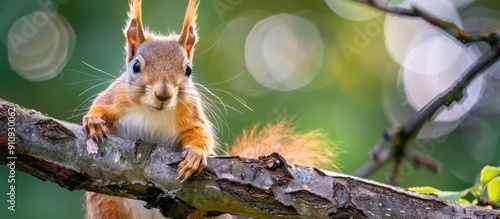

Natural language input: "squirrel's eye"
[132,59,141,74]
[185,64,192,77]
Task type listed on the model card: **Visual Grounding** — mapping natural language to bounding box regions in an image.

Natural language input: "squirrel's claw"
[177,146,207,182]
[83,115,108,142]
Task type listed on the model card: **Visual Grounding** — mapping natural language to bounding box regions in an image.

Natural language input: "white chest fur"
[114,105,179,148]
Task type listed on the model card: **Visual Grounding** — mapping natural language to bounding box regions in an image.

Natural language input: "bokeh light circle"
[7,11,75,82]
[402,35,485,123]
[325,0,380,21]
[245,14,324,91]
[384,0,462,66]
[211,10,274,97]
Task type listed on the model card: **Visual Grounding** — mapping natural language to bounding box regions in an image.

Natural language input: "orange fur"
[86,192,132,219]
[181,0,198,32]
[186,212,230,219]
[83,0,210,181]
[128,0,143,22]
[84,0,213,218]
[83,0,337,218]
[178,0,199,60]
[125,0,146,62]
[231,119,339,170]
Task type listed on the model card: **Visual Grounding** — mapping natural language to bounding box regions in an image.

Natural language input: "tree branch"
[352,0,500,182]
[1,99,499,218]
[355,0,499,44]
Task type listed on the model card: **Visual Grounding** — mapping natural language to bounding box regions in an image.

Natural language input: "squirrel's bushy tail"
[229,118,339,170]
[187,119,340,219]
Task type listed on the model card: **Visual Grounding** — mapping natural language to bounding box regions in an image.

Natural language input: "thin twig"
[356,148,391,178]
[351,0,500,183]
[406,149,442,173]
[356,148,443,179]
[355,0,500,44]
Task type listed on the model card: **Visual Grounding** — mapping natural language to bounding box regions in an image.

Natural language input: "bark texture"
[0,99,498,218]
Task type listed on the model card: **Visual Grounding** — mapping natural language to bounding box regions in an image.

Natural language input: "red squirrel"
[83,0,337,218]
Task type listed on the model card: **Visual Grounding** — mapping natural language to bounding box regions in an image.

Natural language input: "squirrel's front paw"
[177,146,207,182]
[83,115,108,142]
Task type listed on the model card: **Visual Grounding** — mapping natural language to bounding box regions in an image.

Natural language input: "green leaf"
[434,191,461,202]
[460,188,471,198]
[471,184,483,198]
[487,176,500,202]
[480,166,500,185]
[458,198,470,204]
[472,199,478,205]
[409,186,441,194]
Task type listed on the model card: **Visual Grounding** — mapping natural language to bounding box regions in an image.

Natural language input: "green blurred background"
[1,0,500,218]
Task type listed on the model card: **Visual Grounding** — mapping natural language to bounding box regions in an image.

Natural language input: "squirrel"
[83,0,337,218]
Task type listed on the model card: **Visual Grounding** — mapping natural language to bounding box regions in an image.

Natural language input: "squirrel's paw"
[177,146,207,182]
[83,115,109,142]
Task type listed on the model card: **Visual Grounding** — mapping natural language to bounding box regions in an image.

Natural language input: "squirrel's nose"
[155,90,171,101]
[154,81,174,101]
[154,83,173,101]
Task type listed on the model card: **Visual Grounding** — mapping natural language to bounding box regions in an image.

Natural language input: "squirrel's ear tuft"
[125,0,146,63]
[178,0,199,61]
